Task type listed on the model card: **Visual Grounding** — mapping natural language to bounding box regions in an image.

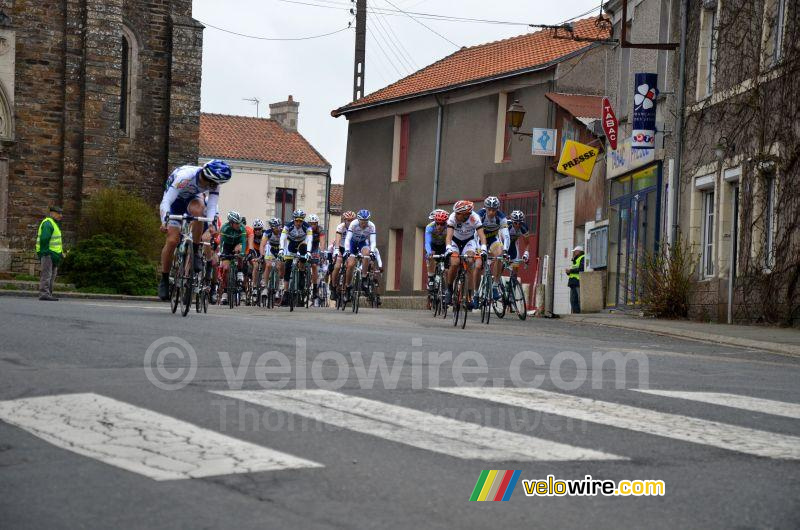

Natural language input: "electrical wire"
[369,7,416,72]
[369,21,413,74]
[198,19,353,41]
[381,0,460,48]
[366,27,405,78]
[372,1,419,70]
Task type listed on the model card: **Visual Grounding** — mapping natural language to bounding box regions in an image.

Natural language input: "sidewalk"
[563,312,800,356]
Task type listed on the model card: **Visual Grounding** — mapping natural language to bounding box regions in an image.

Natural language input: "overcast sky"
[192,0,604,183]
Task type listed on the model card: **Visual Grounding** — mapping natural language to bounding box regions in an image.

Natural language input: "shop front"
[605,139,661,307]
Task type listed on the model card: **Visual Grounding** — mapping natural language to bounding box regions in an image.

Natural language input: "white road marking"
[633,389,800,420]
[0,393,322,480]
[213,389,624,461]
[436,387,800,460]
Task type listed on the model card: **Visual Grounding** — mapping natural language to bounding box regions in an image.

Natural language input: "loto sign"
[601,97,619,151]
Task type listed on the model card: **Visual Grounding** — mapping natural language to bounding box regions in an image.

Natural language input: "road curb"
[563,315,800,356]
[0,289,161,303]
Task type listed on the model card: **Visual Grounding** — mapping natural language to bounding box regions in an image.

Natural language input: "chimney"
[269,95,299,132]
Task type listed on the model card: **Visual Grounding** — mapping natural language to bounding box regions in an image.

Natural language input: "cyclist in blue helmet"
[158,159,233,300]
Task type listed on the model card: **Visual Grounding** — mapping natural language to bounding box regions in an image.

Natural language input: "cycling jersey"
[245,225,255,252]
[344,219,377,253]
[251,228,264,254]
[508,221,530,260]
[508,221,530,244]
[477,208,510,250]
[447,211,482,241]
[424,222,448,255]
[280,221,313,254]
[219,222,246,256]
[159,165,219,225]
[310,224,323,251]
[335,222,348,252]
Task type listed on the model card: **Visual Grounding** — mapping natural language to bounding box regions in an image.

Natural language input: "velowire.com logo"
[469,470,521,502]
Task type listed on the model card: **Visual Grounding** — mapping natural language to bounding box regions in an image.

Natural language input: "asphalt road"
[1,297,799,529]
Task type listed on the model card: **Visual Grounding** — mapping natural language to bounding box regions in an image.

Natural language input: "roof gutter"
[332,42,604,118]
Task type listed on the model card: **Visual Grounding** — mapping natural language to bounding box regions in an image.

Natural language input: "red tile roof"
[545,92,604,119]
[332,18,610,116]
[329,184,344,213]
[200,113,330,168]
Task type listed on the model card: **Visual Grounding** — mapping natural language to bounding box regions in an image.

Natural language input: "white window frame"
[762,0,787,68]
[702,190,716,278]
[764,175,776,269]
[696,4,719,101]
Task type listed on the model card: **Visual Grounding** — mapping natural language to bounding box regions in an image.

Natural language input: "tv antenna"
[243,97,261,117]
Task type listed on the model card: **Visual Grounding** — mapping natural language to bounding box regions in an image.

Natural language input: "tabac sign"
[601,97,619,150]
[556,139,598,181]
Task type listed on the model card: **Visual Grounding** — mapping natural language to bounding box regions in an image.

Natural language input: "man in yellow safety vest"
[36,206,64,301]
[565,245,585,314]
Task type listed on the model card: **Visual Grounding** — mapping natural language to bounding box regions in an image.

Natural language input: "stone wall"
[0,0,202,271]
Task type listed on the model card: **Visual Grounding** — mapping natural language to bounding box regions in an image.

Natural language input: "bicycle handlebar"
[167,214,213,223]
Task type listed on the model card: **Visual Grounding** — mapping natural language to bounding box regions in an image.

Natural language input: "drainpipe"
[432,97,444,210]
[671,0,688,245]
[324,169,331,243]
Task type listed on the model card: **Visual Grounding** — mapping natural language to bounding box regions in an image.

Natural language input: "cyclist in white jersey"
[157,160,232,300]
[330,211,355,301]
[344,209,377,302]
[278,209,313,306]
[445,200,487,307]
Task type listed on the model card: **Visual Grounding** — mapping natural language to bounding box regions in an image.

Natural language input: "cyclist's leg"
[490,240,504,283]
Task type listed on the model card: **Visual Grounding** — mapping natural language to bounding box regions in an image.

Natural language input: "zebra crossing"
[1,387,799,482]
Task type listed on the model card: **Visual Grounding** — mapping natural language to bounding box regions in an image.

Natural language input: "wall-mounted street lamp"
[506,100,532,138]
[714,136,734,161]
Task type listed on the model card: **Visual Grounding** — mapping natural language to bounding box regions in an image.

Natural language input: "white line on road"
[436,387,800,460]
[213,389,624,461]
[0,393,322,480]
[632,389,800,420]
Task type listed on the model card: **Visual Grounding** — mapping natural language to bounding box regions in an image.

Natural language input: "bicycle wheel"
[180,244,193,317]
[493,282,507,318]
[169,248,180,314]
[227,264,236,310]
[510,278,528,320]
[483,278,492,325]
[452,274,463,327]
[459,281,468,329]
[202,288,209,313]
[352,270,361,313]
[439,275,448,319]
[289,266,296,312]
[195,275,202,313]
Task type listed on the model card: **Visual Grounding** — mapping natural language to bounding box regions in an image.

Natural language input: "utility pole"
[243,97,260,117]
[352,0,366,101]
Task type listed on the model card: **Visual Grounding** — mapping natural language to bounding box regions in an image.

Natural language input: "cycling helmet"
[433,210,449,224]
[308,214,320,223]
[357,209,371,220]
[484,196,500,209]
[201,159,232,184]
[342,211,356,222]
[252,218,265,229]
[268,217,282,228]
[227,210,242,224]
[510,210,525,222]
[453,200,474,214]
[292,209,306,219]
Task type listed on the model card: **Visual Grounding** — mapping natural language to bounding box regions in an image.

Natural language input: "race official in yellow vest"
[565,245,585,314]
[36,206,64,301]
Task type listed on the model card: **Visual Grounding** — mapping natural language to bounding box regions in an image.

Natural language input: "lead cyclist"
[158,159,232,300]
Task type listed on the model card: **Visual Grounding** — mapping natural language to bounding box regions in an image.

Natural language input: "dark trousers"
[39,254,58,297]
[569,285,581,314]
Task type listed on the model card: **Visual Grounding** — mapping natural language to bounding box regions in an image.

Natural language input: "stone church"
[0,0,204,272]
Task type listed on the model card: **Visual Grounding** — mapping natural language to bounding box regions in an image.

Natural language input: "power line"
[381,0,460,48]
[198,19,353,41]
[369,7,416,72]
[367,27,405,78]
[372,1,419,70]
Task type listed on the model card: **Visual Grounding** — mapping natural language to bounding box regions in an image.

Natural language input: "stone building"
[0,0,203,272]
[199,102,332,232]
